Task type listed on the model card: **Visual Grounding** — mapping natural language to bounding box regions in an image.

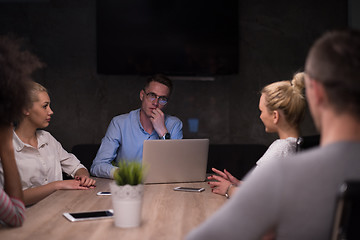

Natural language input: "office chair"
[296,135,320,152]
[71,144,100,171]
[207,144,268,179]
[62,144,100,179]
[331,181,360,240]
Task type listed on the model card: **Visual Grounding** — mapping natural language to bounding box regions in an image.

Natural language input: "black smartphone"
[173,187,205,192]
[96,191,111,196]
[63,210,114,222]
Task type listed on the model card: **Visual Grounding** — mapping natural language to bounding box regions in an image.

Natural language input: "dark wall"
[0,0,348,151]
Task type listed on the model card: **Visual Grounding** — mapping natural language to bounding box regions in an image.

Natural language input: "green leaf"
[113,160,144,186]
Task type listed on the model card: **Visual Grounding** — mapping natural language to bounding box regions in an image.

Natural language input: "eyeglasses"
[143,90,169,105]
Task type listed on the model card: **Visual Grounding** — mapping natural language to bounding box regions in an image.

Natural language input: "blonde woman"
[208,72,306,198]
[0,82,96,206]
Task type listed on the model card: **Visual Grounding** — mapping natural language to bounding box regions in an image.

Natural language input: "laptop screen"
[142,139,209,184]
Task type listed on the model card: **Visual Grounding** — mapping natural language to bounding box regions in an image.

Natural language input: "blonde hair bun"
[291,72,305,94]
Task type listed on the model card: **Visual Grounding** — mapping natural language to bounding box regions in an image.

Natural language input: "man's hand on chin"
[150,108,167,137]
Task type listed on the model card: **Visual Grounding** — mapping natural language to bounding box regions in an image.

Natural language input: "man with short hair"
[186,30,360,240]
[91,74,183,179]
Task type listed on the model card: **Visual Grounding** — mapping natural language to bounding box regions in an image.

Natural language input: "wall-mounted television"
[96,0,239,78]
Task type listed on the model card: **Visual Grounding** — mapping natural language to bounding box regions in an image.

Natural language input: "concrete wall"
[0,0,348,151]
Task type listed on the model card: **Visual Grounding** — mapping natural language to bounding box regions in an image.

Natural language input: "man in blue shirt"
[90,74,183,178]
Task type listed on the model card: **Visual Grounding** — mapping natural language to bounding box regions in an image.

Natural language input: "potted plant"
[110,160,145,228]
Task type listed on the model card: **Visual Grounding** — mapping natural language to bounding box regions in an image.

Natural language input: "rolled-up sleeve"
[51,134,86,177]
[90,118,121,178]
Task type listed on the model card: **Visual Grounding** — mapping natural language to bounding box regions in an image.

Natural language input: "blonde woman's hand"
[75,175,96,188]
[54,180,93,190]
[207,174,232,195]
[211,168,240,185]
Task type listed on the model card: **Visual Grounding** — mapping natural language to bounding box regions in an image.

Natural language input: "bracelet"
[225,184,235,199]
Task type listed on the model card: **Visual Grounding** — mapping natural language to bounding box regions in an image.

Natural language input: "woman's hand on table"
[211,168,240,185]
[55,179,95,190]
[207,174,232,195]
[75,175,96,188]
[207,168,241,196]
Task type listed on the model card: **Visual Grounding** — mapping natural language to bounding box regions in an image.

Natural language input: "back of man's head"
[305,29,360,119]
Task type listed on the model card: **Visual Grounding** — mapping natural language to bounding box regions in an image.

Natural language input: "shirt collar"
[135,108,162,137]
[13,130,48,151]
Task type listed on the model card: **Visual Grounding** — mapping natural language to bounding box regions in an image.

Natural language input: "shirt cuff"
[110,167,118,179]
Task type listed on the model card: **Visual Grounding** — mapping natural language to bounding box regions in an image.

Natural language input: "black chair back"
[207,144,268,179]
[331,181,360,240]
[296,135,320,152]
[71,144,100,173]
[62,144,100,179]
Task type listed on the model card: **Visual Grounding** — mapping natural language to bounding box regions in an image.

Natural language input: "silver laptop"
[142,139,209,184]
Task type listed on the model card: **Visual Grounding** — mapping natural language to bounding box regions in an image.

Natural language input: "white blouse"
[0,130,85,190]
[256,137,297,166]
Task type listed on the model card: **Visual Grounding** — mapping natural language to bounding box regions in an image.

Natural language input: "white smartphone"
[96,191,111,196]
[173,187,205,192]
[63,209,114,222]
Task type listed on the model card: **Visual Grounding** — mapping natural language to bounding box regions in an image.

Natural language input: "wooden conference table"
[0,178,226,240]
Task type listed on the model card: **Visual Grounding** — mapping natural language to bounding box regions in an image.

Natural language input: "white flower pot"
[110,182,144,228]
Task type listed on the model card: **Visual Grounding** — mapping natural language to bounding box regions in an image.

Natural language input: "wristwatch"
[161,132,171,140]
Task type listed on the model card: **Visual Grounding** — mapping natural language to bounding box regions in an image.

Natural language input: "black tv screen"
[97,0,239,76]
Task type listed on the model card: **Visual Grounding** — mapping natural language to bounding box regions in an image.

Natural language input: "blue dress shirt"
[90,109,183,178]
